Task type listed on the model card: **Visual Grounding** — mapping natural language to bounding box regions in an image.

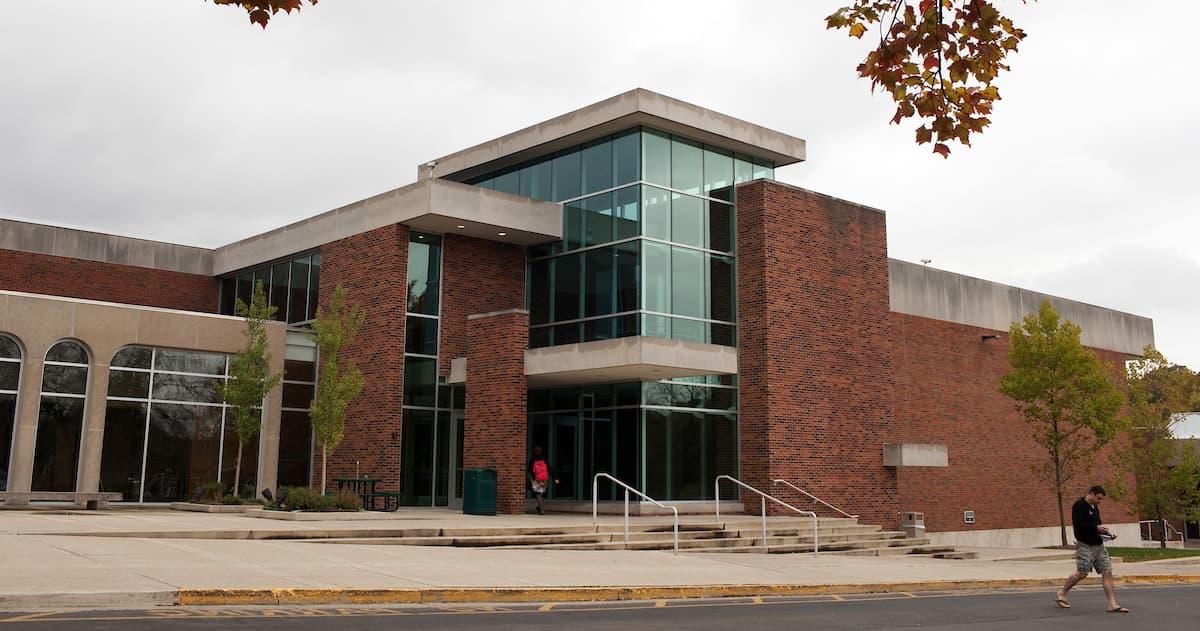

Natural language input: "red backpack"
[532,459,549,482]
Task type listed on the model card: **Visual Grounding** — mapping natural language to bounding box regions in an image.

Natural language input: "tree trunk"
[1054,456,1067,548]
[234,442,243,498]
[321,444,328,495]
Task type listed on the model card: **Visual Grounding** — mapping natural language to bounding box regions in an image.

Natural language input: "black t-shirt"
[1071,497,1103,546]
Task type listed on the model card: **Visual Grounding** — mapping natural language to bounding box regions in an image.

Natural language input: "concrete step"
[831,541,944,557]
[933,551,979,560]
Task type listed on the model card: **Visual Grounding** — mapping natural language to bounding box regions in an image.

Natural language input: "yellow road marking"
[0,612,60,623]
[654,600,667,607]
[830,594,845,601]
[538,603,556,612]
[751,596,763,604]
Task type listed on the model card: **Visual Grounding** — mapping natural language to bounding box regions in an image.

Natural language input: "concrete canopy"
[424,88,808,184]
[523,336,739,388]
[213,178,562,276]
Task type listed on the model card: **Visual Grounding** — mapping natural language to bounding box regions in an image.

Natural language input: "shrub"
[333,489,362,511]
[221,494,244,505]
[197,481,225,504]
[281,486,335,512]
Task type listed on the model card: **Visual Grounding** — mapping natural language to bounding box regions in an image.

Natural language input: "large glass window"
[580,140,613,196]
[278,331,316,488]
[219,252,319,324]
[32,341,89,492]
[1,335,22,492]
[407,234,442,315]
[530,379,736,501]
[100,346,247,502]
[513,128,768,349]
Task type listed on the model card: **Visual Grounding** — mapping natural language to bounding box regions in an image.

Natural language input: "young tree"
[220,280,282,497]
[1118,348,1200,548]
[310,284,366,494]
[999,300,1125,547]
[827,0,1028,156]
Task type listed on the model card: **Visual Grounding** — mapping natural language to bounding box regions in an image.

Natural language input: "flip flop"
[1107,607,1130,613]
[1053,594,1070,609]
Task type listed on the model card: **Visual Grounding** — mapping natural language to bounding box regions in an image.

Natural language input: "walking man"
[1054,485,1128,613]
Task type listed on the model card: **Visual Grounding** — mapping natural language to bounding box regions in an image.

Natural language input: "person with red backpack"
[527,446,557,515]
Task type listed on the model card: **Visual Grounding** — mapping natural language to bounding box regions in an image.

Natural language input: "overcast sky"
[1,1,1196,368]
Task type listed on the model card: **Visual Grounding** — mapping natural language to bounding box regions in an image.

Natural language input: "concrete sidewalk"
[2,508,1197,609]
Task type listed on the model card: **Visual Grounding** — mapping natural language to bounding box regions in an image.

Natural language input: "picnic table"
[331,476,395,511]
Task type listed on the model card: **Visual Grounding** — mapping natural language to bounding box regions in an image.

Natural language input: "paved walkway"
[1,507,1197,609]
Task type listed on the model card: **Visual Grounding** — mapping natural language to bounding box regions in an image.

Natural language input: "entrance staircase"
[314,516,955,556]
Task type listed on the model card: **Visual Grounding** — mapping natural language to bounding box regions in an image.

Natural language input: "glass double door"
[399,410,464,508]
[529,411,615,500]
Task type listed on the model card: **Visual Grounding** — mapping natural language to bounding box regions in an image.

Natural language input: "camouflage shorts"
[1075,542,1112,574]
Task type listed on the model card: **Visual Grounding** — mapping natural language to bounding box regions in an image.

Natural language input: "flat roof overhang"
[522,336,738,388]
[213,179,562,275]
[424,88,807,184]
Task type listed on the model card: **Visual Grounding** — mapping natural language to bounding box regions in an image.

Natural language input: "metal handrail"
[715,475,819,553]
[592,473,679,554]
[772,479,859,519]
[1140,519,1187,543]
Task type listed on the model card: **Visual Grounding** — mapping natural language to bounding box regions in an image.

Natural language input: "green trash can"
[462,468,497,515]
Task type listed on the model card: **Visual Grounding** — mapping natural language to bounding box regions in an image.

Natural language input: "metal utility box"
[900,511,926,538]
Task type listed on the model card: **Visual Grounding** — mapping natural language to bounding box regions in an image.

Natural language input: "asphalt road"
[1,584,1197,630]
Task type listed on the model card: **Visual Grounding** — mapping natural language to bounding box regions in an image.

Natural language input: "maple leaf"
[827,0,1029,156]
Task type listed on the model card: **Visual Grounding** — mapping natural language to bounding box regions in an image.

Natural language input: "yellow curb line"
[177,575,1200,606]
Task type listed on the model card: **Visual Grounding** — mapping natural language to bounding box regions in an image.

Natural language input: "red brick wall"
[0,249,217,312]
[464,309,528,514]
[438,235,525,373]
[735,180,898,525]
[315,224,408,491]
[890,312,1138,532]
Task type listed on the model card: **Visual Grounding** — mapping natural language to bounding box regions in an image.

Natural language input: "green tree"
[827,0,1028,156]
[1118,348,1200,548]
[220,280,282,497]
[310,284,366,494]
[999,299,1125,547]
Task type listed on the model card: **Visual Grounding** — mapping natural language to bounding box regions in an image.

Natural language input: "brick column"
[736,180,897,524]
[465,309,528,515]
[317,224,408,491]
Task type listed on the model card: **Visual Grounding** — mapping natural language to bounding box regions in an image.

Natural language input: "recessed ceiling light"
[498,232,507,236]
[417,235,424,239]
[456,225,466,229]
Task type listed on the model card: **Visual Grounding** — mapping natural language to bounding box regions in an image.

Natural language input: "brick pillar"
[465,309,528,515]
[317,224,408,491]
[736,180,897,524]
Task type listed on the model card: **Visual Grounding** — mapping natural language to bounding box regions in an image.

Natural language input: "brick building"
[0,90,1154,546]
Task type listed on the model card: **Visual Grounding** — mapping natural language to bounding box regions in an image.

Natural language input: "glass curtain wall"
[32,341,89,492]
[219,252,320,324]
[500,127,768,349]
[400,232,465,506]
[0,335,22,491]
[528,377,737,501]
[99,346,250,502]
[278,331,317,488]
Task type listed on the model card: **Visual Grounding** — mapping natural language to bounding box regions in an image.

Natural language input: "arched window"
[0,334,22,492]
[32,340,89,492]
